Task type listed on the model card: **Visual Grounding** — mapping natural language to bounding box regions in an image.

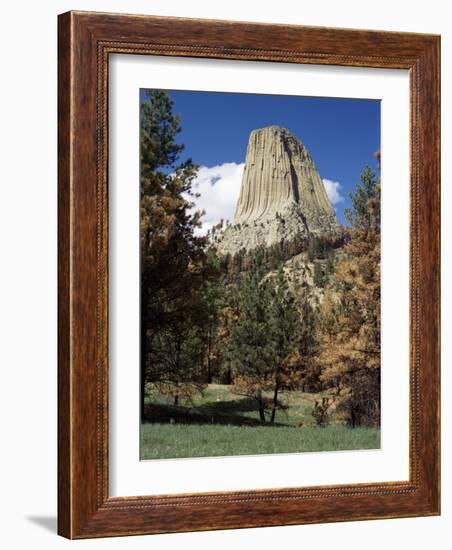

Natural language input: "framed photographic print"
[58,11,440,538]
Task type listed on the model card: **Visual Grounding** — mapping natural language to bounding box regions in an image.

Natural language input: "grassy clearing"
[141,384,380,459]
[144,384,329,427]
[141,423,380,459]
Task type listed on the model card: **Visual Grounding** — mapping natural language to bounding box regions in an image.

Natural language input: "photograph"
[139,89,382,460]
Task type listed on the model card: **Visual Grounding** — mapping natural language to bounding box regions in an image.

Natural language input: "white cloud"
[186,162,244,235]
[322,178,344,207]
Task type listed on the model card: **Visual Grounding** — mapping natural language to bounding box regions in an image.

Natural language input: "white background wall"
[0,1,449,548]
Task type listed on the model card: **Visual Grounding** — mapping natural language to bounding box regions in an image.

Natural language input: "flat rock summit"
[215,126,339,255]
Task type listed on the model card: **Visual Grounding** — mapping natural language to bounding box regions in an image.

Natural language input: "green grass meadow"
[140,384,380,460]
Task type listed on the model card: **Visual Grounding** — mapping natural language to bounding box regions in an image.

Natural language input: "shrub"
[311,397,332,427]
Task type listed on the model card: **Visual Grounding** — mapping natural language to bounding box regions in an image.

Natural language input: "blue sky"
[141,89,380,228]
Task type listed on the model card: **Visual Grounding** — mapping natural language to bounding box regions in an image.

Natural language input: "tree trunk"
[206,357,211,384]
[270,385,279,424]
[140,248,151,423]
[174,394,179,407]
[140,312,148,422]
[226,366,232,385]
[206,331,212,384]
[350,406,356,428]
[257,392,266,423]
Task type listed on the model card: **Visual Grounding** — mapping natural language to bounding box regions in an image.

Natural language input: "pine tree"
[200,250,225,383]
[267,265,300,423]
[344,165,380,231]
[227,259,300,423]
[318,165,381,427]
[150,319,207,406]
[227,255,274,422]
[313,262,325,287]
[140,90,210,418]
[287,285,321,393]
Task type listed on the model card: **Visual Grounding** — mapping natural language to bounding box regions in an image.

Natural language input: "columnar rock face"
[235,126,333,225]
[215,126,339,255]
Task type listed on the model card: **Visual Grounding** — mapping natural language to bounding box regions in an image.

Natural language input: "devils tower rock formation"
[215,126,339,255]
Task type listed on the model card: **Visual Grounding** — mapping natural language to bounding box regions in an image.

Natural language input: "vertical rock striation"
[215,126,339,255]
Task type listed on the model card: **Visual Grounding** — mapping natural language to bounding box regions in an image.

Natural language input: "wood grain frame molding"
[58,11,440,538]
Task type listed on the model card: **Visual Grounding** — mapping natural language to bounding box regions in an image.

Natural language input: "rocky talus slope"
[215,126,339,255]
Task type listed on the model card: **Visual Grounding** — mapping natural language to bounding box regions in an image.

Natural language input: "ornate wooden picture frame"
[58,11,440,539]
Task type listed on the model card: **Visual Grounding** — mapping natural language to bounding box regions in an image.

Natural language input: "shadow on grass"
[197,397,258,415]
[143,400,291,427]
